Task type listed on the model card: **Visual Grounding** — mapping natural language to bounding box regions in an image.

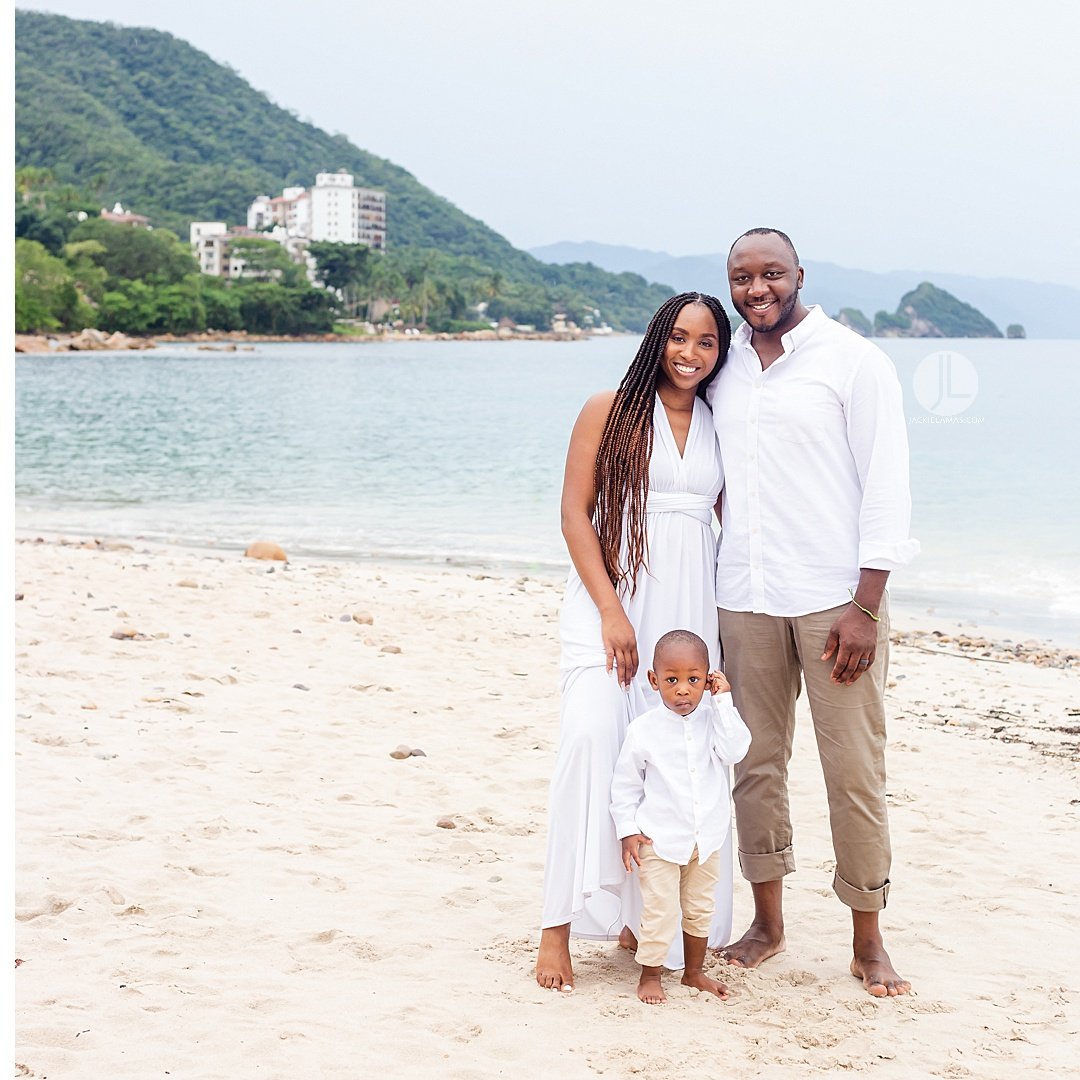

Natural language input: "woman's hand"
[601,607,638,688]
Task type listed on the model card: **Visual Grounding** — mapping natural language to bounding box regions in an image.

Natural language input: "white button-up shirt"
[610,693,751,865]
[707,306,920,616]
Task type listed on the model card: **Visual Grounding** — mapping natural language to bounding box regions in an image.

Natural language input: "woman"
[535,292,733,992]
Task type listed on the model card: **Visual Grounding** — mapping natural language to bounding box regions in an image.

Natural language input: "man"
[707,228,919,997]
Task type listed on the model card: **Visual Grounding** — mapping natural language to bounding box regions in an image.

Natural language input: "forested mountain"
[14,9,672,331]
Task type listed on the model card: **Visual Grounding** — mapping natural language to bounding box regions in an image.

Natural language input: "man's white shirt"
[610,693,751,865]
[707,305,920,616]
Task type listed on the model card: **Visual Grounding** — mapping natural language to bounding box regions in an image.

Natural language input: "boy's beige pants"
[635,844,720,968]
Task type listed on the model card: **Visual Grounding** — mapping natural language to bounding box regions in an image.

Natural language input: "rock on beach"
[244,542,288,562]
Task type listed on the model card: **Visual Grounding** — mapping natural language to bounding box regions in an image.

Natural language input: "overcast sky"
[16,0,1080,286]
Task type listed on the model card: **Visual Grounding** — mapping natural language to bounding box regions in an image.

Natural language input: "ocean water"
[14,336,1080,645]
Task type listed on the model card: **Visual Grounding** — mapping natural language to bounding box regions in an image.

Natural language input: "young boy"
[610,629,751,1004]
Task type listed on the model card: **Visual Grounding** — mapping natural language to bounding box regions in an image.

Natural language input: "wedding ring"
[858,659,870,666]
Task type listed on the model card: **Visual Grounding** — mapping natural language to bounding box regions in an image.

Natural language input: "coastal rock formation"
[835,284,1003,339]
[873,283,1002,338]
[15,330,154,352]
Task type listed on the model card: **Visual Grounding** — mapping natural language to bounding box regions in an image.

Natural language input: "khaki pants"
[717,601,892,911]
[636,844,720,968]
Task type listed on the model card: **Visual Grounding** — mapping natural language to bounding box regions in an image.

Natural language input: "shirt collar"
[732,304,826,354]
[663,700,707,722]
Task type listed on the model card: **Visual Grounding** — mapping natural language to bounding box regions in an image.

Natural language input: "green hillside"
[14,9,672,330]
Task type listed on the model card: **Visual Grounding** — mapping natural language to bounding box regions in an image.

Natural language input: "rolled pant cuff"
[833,872,890,911]
[635,946,669,968]
[738,846,796,883]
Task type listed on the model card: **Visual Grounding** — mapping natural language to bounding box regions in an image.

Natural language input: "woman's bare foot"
[720,923,786,968]
[850,944,911,997]
[618,926,638,952]
[637,967,666,1005]
[681,969,729,999]
[536,924,574,992]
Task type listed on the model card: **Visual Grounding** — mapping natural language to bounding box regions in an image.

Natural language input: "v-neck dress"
[541,395,732,967]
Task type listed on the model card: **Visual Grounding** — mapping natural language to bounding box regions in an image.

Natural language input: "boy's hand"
[708,670,731,695]
[621,833,652,872]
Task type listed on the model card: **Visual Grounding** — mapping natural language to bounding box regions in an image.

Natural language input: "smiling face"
[727,232,808,338]
[657,302,721,394]
[648,639,710,716]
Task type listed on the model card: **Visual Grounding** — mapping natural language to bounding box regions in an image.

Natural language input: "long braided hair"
[593,292,731,594]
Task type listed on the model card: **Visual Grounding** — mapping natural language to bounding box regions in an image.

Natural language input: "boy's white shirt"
[610,692,751,865]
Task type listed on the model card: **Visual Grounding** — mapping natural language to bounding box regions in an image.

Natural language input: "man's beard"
[738,288,799,334]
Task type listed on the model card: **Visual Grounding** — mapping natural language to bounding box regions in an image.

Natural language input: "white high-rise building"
[245,173,384,250]
[310,171,386,250]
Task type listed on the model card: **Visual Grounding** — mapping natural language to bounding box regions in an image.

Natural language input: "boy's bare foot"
[536,924,574,993]
[618,926,638,952]
[720,923,786,968]
[850,944,911,997]
[681,969,728,999]
[637,969,666,1005]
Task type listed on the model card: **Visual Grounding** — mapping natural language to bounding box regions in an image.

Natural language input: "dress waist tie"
[644,492,715,525]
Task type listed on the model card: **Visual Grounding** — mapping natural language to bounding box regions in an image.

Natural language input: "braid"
[594,292,732,594]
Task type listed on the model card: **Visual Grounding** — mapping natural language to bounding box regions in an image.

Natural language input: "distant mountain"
[530,241,1079,339]
[13,10,672,330]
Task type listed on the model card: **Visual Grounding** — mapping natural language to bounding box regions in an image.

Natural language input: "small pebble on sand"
[436,817,457,830]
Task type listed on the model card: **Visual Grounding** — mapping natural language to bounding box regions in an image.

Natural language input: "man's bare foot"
[618,926,638,952]
[637,969,666,1005]
[536,924,574,992]
[681,969,729,999]
[720,924,786,968]
[850,944,911,997]
[850,910,911,997]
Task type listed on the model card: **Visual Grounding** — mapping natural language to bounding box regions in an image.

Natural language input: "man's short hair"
[729,227,799,265]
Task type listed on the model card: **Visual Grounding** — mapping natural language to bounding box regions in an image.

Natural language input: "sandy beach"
[14,536,1080,1079]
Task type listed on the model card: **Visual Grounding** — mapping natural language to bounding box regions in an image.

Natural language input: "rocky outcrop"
[243,541,288,562]
[15,330,155,352]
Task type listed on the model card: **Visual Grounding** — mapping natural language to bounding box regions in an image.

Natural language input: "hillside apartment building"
[191,170,386,280]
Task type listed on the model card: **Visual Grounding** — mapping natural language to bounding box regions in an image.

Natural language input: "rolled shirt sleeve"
[709,691,752,765]
[609,728,646,841]
[846,346,922,571]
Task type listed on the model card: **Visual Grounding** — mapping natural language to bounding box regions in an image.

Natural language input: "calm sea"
[14,336,1080,645]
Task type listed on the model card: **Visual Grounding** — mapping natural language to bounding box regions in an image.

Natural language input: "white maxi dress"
[540,395,732,969]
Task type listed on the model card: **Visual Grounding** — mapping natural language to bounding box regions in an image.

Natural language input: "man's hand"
[621,833,653,872]
[822,605,878,684]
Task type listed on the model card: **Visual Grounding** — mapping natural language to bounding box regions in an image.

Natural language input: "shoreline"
[15,528,1080,655]
[14,326,627,353]
[15,532,1080,1077]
